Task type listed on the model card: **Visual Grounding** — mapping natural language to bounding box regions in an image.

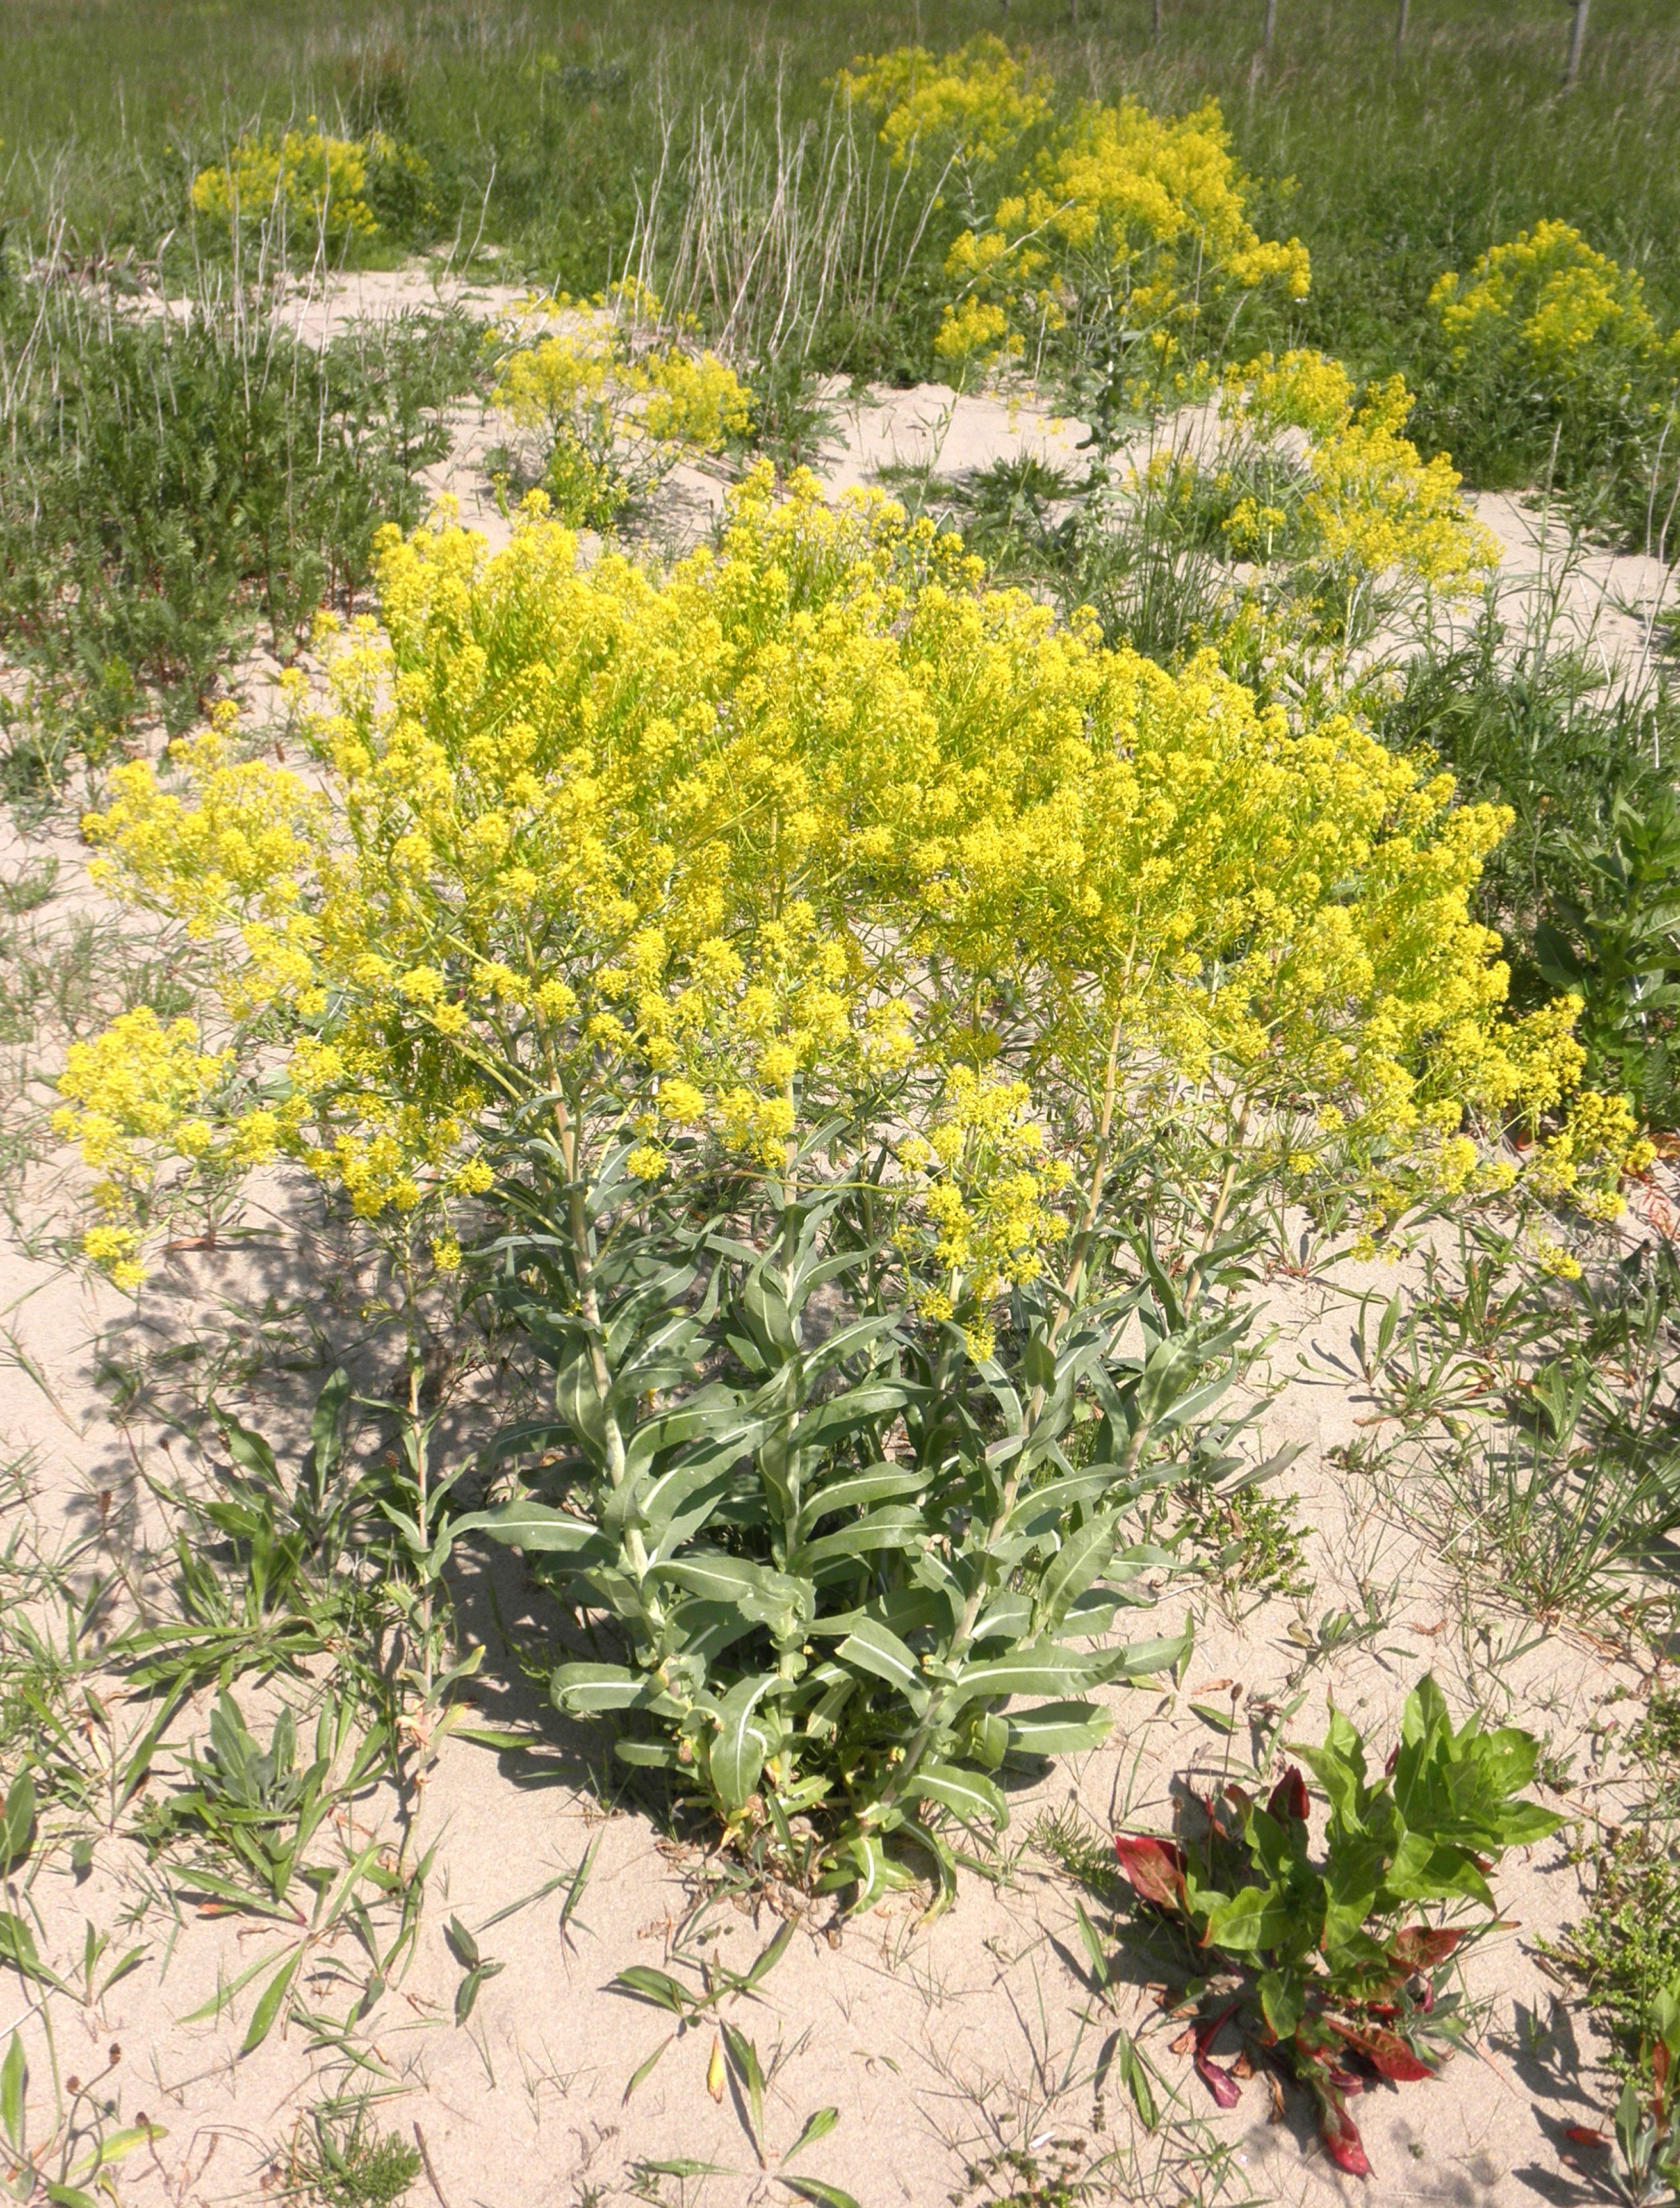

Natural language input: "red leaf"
[1195,2046,1242,2108]
[1319,2097,1372,2177]
[1562,2125,1608,2148]
[1332,2022,1435,2084]
[1390,1926,1464,1970]
[1113,1833,1187,1911]
[1193,2002,1244,2109]
[1267,1767,1309,1824]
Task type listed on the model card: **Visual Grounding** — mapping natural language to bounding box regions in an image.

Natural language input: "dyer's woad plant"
[61,470,1637,1900]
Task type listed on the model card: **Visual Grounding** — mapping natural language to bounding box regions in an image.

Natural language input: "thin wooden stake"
[1395,0,1410,51]
[1562,0,1589,88]
[1262,0,1278,48]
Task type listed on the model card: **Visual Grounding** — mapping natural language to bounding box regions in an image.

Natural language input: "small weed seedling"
[283,2104,422,2208]
[1113,1674,1561,2175]
[0,2032,163,2208]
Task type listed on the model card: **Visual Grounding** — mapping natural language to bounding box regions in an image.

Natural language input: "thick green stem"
[869,1019,1130,1828]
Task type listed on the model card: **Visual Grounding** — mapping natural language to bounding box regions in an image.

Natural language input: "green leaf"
[742,1917,798,1990]
[444,1916,480,1968]
[1201,1883,1296,1956]
[1,1774,36,1871]
[622,2032,675,2101]
[797,1509,925,1571]
[614,1739,681,1769]
[658,1555,806,1615]
[213,1407,279,1486]
[902,1762,1007,1834]
[1096,1626,1193,1684]
[1034,1512,1121,1633]
[71,2123,165,2177]
[835,1620,927,1709]
[612,1965,691,2016]
[795,1466,926,1539]
[551,1662,649,1713]
[1258,1968,1303,2041]
[1073,1901,1110,1990]
[781,2107,840,2168]
[1189,1702,1239,1735]
[1114,2029,1157,2130]
[0,1912,70,1995]
[1005,1700,1112,1756]
[307,1366,351,1480]
[710,1676,776,1815]
[241,1949,300,2055]
[779,2177,861,2208]
[948,1644,1086,1709]
[721,2023,765,2154]
[1,2031,24,2150]
[454,1958,504,2024]
[455,1501,609,1556]
[845,1831,890,1911]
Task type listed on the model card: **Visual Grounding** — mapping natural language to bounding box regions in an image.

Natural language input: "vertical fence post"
[1563,0,1589,88]
[1152,0,1162,41]
[1395,0,1410,52]
[1262,0,1278,49]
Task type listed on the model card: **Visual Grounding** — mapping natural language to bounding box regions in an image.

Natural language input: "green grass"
[3,1,1678,393]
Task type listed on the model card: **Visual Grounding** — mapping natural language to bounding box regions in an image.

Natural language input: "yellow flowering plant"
[492,284,753,527]
[940,95,1308,389]
[1215,350,1497,653]
[1423,220,1680,522]
[62,468,1610,1901]
[840,41,1307,405]
[191,124,436,249]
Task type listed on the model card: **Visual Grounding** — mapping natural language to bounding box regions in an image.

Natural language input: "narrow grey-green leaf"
[835,1619,925,1706]
[1006,1700,1112,1756]
[902,1761,1007,1833]
[240,1949,299,2055]
[709,1676,775,1815]
[1034,1512,1121,1633]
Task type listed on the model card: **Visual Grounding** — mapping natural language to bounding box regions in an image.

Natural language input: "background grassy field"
[5,0,1678,388]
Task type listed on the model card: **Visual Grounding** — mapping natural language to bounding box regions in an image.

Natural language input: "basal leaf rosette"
[65,466,1598,1287]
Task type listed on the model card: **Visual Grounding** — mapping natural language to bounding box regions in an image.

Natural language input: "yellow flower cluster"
[70,465,1597,1286]
[842,42,1307,378]
[190,124,425,244]
[53,1010,237,1285]
[1216,351,1499,623]
[1527,1086,1656,1220]
[838,35,1049,175]
[494,286,753,528]
[897,1070,1072,1354]
[1430,220,1679,389]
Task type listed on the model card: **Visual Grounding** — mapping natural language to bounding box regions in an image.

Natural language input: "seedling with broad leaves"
[1112,1674,1562,2175]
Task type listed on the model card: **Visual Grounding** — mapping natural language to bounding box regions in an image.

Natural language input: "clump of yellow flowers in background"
[1431,221,1679,399]
[1213,349,1499,649]
[841,38,1307,382]
[191,123,436,247]
[60,466,1637,1320]
[493,282,753,527]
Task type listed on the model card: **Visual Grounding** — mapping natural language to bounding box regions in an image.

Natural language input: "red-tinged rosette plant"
[1113,1675,1563,2175]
